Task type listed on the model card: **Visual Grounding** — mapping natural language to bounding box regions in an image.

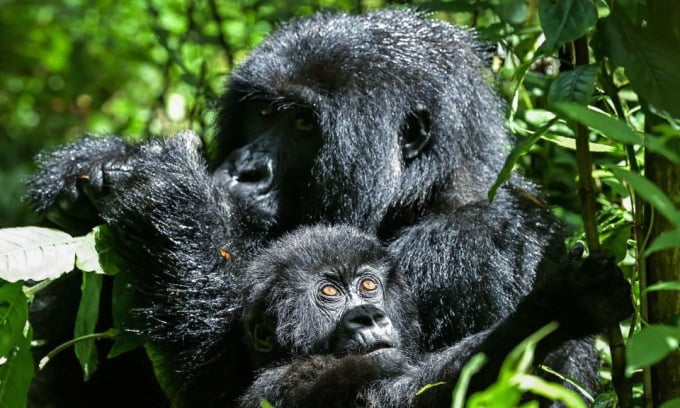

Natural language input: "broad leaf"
[548,65,598,106]
[0,324,33,408]
[555,103,680,163]
[606,166,680,227]
[74,272,103,380]
[0,283,28,358]
[594,7,680,116]
[0,283,33,408]
[553,103,642,145]
[645,229,680,256]
[660,398,680,408]
[627,324,680,374]
[108,274,145,358]
[538,0,597,51]
[75,226,118,275]
[0,227,82,282]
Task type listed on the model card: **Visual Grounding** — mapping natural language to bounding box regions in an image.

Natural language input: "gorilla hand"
[27,132,203,235]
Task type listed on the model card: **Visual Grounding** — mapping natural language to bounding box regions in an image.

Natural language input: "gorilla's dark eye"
[321,284,340,297]
[260,105,274,117]
[359,278,378,292]
[293,115,316,132]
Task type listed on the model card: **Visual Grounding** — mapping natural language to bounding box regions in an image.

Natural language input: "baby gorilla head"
[243,225,421,364]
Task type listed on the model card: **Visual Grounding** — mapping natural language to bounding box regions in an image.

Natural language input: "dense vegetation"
[1,0,679,406]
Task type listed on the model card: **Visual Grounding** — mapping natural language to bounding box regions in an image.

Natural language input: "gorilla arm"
[30,133,270,406]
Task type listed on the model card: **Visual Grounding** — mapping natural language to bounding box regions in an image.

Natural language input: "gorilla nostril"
[237,168,270,184]
[349,314,375,327]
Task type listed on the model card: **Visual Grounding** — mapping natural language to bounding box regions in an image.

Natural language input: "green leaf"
[646,281,680,293]
[538,0,597,51]
[515,374,587,408]
[554,103,679,162]
[74,272,104,380]
[0,283,33,408]
[451,353,486,408]
[626,324,680,374]
[260,400,275,408]
[594,7,680,116]
[0,227,83,282]
[553,103,642,144]
[645,229,680,256]
[0,324,33,408]
[606,166,680,227]
[0,283,28,359]
[75,226,118,275]
[548,65,598,106]
[488,118,558,201]
[108,273,145,358]
[660,398,680,408]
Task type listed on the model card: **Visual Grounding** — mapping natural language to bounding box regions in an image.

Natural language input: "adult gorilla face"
[214,10,507,234]
[214,99,322,225]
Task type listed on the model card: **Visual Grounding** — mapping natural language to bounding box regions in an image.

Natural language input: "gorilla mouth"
[362,341,394,354]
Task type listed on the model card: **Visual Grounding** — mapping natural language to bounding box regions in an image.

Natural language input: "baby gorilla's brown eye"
[360,279,378,292]
[321,284,339,297]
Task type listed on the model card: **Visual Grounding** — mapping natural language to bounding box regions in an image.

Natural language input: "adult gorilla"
[215,10,573,355]
[31,133,632,407]
[29,8,600,405]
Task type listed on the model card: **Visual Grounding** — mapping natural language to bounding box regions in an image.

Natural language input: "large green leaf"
[627,324,680,374]
[553,103,642,144]
[645,229,680,256]
[594,7,680,116]
[538,0,597,51]
[0,283,33,408]
[606,166,680,227]
[75,226,119,276]
[74,272,104,380]
[555,103,679,162]
[0,227,82,283]
[548,65,598,106]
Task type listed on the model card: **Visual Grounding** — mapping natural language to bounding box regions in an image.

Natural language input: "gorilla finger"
[568,242,585,262]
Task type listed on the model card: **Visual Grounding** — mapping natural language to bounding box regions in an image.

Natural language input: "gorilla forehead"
[245,225,394,298]
[230,9,482,98]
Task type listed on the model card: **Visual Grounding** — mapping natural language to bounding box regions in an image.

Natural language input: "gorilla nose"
[343,305,389,331]
[220,149,275,194]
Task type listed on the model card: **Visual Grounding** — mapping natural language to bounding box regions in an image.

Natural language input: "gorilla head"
[215,10,508,233]
[242,224,421,366]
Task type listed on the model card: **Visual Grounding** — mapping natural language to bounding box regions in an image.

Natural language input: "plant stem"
[38,328,118,370]
[572,35,632,408]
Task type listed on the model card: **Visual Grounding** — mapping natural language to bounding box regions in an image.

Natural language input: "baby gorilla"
[239,225,633,407]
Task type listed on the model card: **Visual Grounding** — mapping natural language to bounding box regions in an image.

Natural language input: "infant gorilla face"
[244,225,416,360]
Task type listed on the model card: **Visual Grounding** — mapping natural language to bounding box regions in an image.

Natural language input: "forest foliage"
[1,0,679,407]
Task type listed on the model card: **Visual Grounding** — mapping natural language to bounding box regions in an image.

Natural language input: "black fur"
[30,133,633,407]
[27,9,612,407]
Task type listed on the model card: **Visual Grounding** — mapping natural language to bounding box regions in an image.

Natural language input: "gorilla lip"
[362,341,394,354]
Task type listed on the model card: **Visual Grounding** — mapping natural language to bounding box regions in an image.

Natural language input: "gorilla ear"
[399,104,432,160]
